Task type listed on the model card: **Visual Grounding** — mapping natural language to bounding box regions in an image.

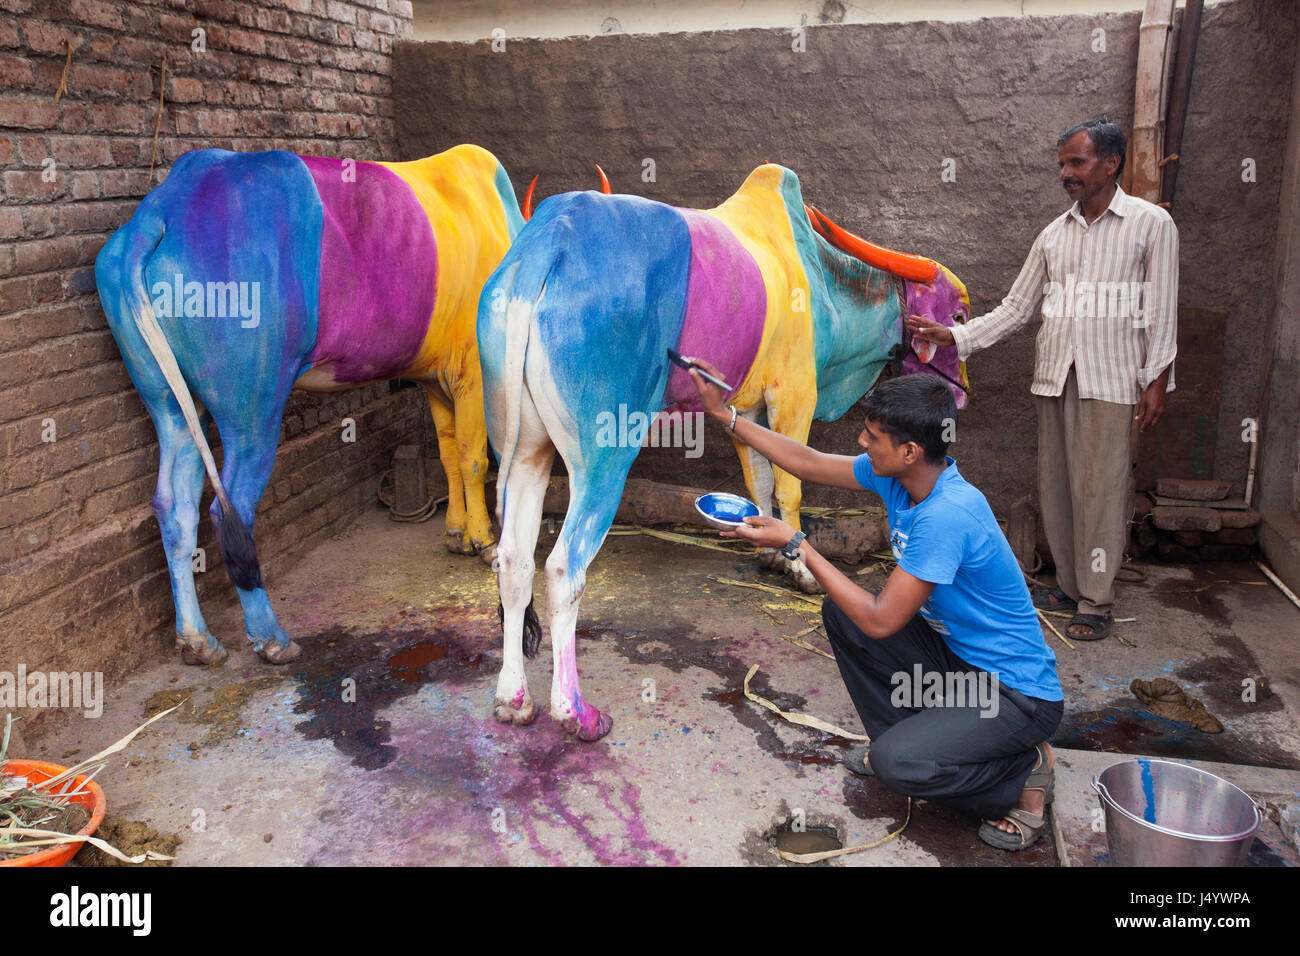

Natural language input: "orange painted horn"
[595,164,611,194]
[522,174,539,221]
[805,204,939,283]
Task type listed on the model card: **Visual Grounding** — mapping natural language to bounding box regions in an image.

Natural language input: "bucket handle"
[1094,775,1268,838]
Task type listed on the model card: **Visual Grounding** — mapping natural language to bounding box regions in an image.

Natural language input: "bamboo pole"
[1125,0,1177,202]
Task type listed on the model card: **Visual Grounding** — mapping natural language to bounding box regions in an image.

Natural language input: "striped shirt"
[950,185,1178,405]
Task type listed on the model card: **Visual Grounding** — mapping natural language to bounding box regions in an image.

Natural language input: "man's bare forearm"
[710,408,821,481]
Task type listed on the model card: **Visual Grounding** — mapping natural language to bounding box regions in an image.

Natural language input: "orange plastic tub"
[0,759,107,867]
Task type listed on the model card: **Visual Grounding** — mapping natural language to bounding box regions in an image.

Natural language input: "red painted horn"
[805,204,939,282]
[522,174,538,221]
[595,164,611,194]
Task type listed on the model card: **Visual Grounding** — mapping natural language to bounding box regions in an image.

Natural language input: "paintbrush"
[667,348,734,392]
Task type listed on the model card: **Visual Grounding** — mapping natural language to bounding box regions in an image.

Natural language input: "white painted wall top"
[410,0,1227,43]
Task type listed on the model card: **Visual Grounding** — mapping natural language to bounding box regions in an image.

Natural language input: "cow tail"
[100,214,264,591]
[489,257,552,659]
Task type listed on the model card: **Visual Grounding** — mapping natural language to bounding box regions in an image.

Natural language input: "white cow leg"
[492,401,553,727]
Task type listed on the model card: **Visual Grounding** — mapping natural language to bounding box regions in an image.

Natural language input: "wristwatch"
[781,530,807,560]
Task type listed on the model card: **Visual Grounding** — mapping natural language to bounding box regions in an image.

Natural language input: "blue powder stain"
[682,726,691,734]
[1139,759,1157,823]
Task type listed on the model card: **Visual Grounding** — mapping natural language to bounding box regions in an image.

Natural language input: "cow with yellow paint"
[95,144,522,665]
[480,162,971,740]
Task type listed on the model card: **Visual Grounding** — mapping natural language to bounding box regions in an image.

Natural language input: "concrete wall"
[1258,35,1300,591]
[0,0,425,735]
[395,0,1297,515]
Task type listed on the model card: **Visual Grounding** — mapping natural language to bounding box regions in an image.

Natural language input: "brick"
[1220,508,1262,529]
[1174,530,1205,547]
[0,96,56,130]
[1152,506,1221,533]
[1214,527,1257,546]
[0,51,35,86]
[1199,545,1251,562]
[69,0,124,30]
[1155,478,1233,501]
[1157,541,1198,562]
[70,62,131,96]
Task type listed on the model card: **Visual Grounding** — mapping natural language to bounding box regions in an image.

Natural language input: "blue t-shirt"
[853,454,1062,702]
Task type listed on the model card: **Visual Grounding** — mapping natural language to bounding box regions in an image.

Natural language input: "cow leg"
[210,414,301,664]
[543,466,632,742]
[427,389,476,556]
[451,372,497,563]
[763,388,821,594]
[148,400,227,665]
[730,404,783,571]
[492,389,553,727]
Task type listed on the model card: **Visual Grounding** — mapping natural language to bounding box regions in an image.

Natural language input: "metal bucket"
[1092,759,1263,867]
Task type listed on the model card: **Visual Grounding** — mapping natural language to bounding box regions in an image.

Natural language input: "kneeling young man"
[688,364,1064,850]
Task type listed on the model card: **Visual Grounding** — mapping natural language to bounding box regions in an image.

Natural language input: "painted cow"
[478,162,971,741]
[95,144,523,665]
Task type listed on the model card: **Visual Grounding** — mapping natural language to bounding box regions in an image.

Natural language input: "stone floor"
[31,505,1300,866]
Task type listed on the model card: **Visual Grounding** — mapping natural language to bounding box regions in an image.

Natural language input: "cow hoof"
[179,638,227,666]
[494,694,538,726]
[756,548,780,569]
[257,639,302,664]
[563,710,614,742]
[444,531,476,555]
[477,542,498,566]
[794,574,824,595]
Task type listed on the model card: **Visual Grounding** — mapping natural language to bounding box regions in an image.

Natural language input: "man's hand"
[905,314,956,348]
[685,357,731,422]
[720,514,796,550]
[1135,369,1170,432]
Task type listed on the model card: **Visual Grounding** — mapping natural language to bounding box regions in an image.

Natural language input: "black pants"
[822,596,1064,820]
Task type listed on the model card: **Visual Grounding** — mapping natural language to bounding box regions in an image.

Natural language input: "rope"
[376,469,446,523]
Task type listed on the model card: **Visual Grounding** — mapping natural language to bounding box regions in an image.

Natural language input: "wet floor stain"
[838,775,1058,867]
[1054,699,1300,770]
[287,615,494,771]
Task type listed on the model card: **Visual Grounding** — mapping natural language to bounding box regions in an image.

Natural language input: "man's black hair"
[863,374,957,466]
[1058,117,1127,178]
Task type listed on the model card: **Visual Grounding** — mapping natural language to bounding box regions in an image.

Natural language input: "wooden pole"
[1126,0,1177,202]
[1160,0,1205,209]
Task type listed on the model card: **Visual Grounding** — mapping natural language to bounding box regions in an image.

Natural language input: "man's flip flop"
[1033,586,1077,611]
[843,746,873,776]
[1066,612,1113,641]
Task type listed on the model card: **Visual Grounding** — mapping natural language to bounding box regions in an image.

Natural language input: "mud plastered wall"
[395,0,1296,514]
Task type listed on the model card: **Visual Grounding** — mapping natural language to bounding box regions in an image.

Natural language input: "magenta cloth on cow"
[662,209,767,410]
[300,156,438,385]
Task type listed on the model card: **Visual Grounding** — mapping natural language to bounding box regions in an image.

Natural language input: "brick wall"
[0,0,422,735]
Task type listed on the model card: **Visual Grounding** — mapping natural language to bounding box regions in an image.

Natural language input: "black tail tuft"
[218,506,263,591]
[522,599,542,659]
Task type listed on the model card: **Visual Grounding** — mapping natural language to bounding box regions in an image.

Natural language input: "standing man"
[910,119,1178,640]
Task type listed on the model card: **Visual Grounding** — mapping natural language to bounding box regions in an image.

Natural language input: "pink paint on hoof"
[563,698,613,741]
[494,693,538,726]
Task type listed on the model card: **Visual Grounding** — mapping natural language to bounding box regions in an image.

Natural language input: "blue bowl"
[694,493,760,530]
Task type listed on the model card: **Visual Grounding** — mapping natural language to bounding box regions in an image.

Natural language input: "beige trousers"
[1035,367,1138,617]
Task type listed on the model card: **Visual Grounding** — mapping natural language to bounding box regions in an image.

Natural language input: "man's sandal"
[977,743,1055,851]
[1032,586,1077,611]
[843,746,873,777]
[1066,612,1113,641]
